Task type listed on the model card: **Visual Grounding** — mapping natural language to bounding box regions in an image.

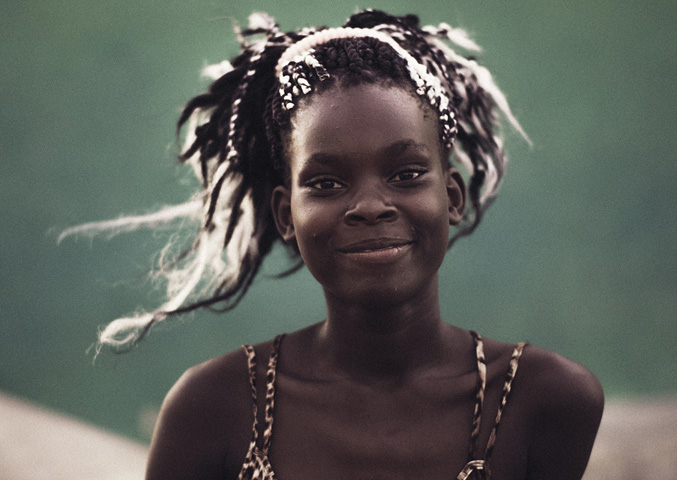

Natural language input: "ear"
[446,168,466,225]
[271,185,296,243]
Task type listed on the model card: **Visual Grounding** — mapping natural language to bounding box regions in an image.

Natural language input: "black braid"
[171,29,294,316]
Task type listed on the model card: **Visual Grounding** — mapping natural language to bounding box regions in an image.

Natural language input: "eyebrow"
[302,140,430,167]
[384,140,430,157]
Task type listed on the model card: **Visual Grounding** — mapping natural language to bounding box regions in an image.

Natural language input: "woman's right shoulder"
[145,345,258,480]
[175,346,253,404]
[166,336,281,414]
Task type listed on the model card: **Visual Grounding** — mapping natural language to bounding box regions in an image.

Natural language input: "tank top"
[238,331,527,480]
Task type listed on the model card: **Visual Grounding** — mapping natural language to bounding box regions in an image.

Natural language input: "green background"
[2,0,675,442]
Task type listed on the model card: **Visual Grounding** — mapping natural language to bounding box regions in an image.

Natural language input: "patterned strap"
[483,340,527,462]
[238,336,284,480]
[261,335,283,454]
[241,344,259,446]
[462,333,528,479]
[238,344,260,480]
[468,330,487,461]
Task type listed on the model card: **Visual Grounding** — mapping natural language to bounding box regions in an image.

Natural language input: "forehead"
[287,84,441,166]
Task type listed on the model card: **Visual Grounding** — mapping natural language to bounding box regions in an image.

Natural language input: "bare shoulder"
[161,346,253,432]
[145,345,257,480]
[517,345,604,420]
[515,345,605,480]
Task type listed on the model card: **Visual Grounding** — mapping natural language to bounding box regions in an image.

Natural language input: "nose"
[344,185,398,226]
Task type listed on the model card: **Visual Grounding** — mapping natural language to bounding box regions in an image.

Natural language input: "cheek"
[290,195,332,245]
[412,190,451,247]
[289,198,342,282]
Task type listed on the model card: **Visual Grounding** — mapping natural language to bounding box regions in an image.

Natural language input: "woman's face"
[273,83,465,307]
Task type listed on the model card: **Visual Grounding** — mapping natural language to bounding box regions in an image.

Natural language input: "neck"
[315,279,452,380]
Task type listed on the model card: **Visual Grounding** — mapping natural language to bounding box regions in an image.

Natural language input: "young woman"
[65,9,604,479]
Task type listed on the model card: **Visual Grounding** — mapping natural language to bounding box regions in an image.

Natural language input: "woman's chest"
[261,374,529,480]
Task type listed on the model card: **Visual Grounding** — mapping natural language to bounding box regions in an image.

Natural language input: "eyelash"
[307,177,344,190]
[389,168,427,182]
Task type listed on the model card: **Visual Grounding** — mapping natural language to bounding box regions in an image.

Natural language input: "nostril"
[378,210,396,220]
[346,212,366,223]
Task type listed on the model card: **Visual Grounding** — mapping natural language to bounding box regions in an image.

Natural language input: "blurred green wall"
[1,0,675,442]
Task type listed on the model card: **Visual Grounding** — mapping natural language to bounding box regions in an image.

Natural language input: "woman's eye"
[309,178,343,190]
[391,170,426,182]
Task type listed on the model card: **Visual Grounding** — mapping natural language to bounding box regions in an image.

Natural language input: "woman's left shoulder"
[508,345,605,478]
[516,345,604,418]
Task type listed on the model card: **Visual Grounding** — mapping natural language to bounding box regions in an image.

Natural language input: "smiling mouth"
[338,239,413,253]
[338,239,413,263]
[341,242,412,265]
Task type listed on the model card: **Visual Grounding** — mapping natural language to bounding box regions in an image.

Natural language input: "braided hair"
[61,9,528,352]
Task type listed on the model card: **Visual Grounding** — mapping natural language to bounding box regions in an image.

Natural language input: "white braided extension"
[275,27,456,149]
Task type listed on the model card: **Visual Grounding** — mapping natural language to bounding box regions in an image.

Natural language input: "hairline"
[279,79,450,185]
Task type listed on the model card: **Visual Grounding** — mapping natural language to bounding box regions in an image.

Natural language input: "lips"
[339,238,413,264]
[338,238,413,254]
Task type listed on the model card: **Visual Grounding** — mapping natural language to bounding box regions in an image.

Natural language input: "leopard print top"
[238,332,527,480]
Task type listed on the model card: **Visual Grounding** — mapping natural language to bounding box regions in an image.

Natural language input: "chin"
[325,274,436,310]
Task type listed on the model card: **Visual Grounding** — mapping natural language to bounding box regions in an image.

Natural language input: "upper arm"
[523,348,604,480]
[145,352,252,480]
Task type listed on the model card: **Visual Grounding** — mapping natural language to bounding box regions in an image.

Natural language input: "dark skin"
[146,84,604,480]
